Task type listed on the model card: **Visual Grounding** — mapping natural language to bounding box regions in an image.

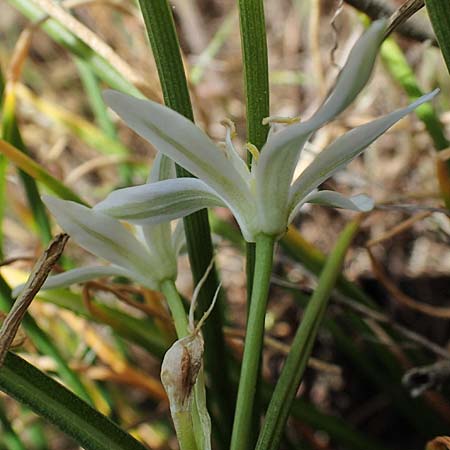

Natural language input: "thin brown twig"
[384,0,425,39]
[367,248,450,319]
[82,281,171,322]
[343,0,436,45]
[271,276,450,360]
[0,234,69,366]
[224,326,342,375]
[366,211,431,247]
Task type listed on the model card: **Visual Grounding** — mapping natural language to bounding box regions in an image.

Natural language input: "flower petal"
[255,21,387,236]
[148,153,176,183]
[43,196,157,283]
[104,90,253,208]
[95,178,225,224]
[309,20,386,126]
[13,266,134,299]
[289,90,439,211]
[289,190,373,223]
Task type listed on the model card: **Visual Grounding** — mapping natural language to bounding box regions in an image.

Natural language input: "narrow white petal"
[171,221,186,256]
[309,20,386,126]
[294,190,373,219]
[255,20,387,235]
[43,196,156,280]
[12,265,133,297]
[148,153,176,183]
[95,178,225,224]
[138,223,177,282]
[104,90,252,208]
[289,90,439,211]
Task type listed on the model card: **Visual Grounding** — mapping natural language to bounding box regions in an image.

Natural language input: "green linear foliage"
[290,290,448,437]
[425,0,450,76]
[7,0,142,97]
[137,0,233,441]
[0,352,148,450]
[0,274,92,404]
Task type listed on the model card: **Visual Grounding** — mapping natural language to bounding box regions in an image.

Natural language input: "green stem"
[237,1,270,436]
[137,0,233,441]
[160,279,189,338]
[172,411,199,450]
[230,233,275,450]
[256,219,360,450]
[0,352,148,450]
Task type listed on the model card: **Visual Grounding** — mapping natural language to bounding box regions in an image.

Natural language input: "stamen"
[245,143,260,162]
[220,118,237,138]
[262,115,301,126]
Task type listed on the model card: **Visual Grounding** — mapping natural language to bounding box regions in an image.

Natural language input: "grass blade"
[0,139,86,205]
[0,352,148,450]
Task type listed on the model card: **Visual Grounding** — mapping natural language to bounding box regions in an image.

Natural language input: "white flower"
[18,154,184,294]
[95,20,438,242]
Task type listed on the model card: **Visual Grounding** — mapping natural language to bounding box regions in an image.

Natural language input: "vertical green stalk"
[230,233,275,450]
[237,2,270,437]
[256,219,360,450]
[137,0,233,440]
[237,0,270,301]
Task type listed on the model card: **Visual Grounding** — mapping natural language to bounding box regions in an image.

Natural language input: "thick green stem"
[230,233,275,450]
[256,219,360,450]
[160,279,189,338]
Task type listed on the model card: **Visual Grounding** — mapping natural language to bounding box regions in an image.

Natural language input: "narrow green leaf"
[0,352,148,450]
[256,219,360,450]
[425,0,450,76]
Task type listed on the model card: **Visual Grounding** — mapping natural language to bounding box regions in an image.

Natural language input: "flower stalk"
[230,233,275,450]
